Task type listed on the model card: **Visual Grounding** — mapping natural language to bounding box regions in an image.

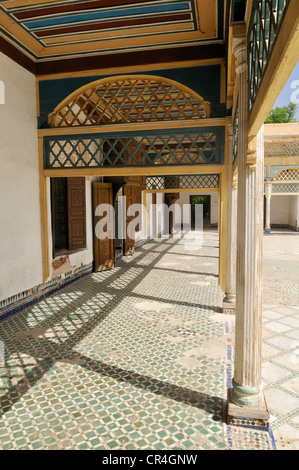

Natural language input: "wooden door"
[93,183,115,271]
[67,177,86,251]
[123,183,143,256]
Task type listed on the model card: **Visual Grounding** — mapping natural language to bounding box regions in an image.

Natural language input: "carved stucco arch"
[49,75,211,127]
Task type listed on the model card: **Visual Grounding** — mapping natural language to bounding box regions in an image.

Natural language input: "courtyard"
[0,230,298,450]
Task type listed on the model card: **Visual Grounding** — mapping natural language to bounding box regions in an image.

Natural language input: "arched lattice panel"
[272,168,299,194]
[274,168,299,182]
[49,75,211,127]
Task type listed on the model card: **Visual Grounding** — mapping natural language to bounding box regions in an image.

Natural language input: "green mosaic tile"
[0,232,280,450]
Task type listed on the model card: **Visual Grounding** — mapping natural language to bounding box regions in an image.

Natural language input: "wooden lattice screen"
[44,129,224,169]
[271,168,299,194]
[248,0,290,111]
[49,76,211,127]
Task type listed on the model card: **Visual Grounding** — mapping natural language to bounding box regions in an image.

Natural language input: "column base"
[223,293,236,304]
[227,389,270,425]
[264,229,271,235]
[222,293,236,313]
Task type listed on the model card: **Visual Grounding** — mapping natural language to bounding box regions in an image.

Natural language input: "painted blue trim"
[24,3,191,29]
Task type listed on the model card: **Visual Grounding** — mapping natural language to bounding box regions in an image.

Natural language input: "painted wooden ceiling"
[0,0,224,62]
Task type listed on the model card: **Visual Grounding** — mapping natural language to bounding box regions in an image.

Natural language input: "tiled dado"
[0,263,93,322]
[0,239,152,322]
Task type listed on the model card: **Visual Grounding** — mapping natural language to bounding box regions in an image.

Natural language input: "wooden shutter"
[67,177,86,251]
[93,183,115,271]
[51,178,68,255]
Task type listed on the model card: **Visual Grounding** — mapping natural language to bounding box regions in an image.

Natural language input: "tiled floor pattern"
[0,231,292,450]
[262,235,299,450]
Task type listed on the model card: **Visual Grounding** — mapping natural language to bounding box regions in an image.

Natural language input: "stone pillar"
[223,124,237,305]
[228,37,269,421]
[265,182,272,233]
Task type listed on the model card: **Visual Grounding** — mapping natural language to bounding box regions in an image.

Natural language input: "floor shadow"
[0,234,224,424]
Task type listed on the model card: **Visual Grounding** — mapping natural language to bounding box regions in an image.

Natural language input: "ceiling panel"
[0,0,222,61]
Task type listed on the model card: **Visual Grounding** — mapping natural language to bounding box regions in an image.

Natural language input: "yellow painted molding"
[38,32,219,59]
[220,62,227,104]
[0,10,43,56]
[218,168,228,292]
[38,136,50,282]
[39,118,227,137]
[44,165,224,178]
[232,23,246,38]
[43,23,193,46]
[144,187,219,194]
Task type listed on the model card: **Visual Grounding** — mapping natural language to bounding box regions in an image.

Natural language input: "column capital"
[232,37,246,74]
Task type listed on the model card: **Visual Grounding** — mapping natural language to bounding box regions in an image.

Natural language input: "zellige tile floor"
[0,230,298,450]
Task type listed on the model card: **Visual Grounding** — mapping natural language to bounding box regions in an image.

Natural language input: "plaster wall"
[270,195,299,228]
[0,53,42,301]
[288,195,299,229]
[143,192,165,239]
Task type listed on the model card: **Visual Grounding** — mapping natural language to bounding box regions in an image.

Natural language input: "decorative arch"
[272,168,299,194]
[49,75,211,127]
[273,168,299,182]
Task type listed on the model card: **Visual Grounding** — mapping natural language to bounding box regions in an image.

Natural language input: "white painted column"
[265,182,272,233]
[223,124,237,304]
[228,38,268,416]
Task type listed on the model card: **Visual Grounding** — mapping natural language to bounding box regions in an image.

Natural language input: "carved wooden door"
[93,183,115,271]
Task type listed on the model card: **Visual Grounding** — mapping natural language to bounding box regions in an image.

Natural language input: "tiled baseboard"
[0,263,93,322]
[0,238,154,322]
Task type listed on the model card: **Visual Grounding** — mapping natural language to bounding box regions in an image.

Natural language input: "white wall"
[142,192,165,239]
[0,53,42,301]
[270,195,299,229]
[289,195,299,230]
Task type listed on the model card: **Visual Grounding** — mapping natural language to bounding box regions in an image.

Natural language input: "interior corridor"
[0,230,275,450]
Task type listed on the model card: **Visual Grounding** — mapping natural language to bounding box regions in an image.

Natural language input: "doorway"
[190,195,211,227]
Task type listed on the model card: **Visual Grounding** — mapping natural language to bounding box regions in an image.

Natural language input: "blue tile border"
[0,263,93,323]
[0,238,153,323]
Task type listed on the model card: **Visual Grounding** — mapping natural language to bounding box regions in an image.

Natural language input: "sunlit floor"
[0,230,297,450]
